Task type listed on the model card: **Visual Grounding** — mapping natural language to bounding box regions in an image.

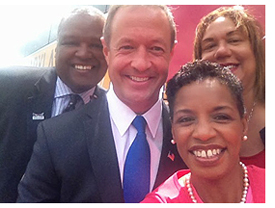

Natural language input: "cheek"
[55,48,72,63]
[223,127,243,150]
[172,126,190,146]
[201,51,215,61]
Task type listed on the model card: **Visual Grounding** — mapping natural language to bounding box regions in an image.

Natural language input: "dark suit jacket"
[17,92,187,202]
[0,66,56,202]
[0,66,105,202]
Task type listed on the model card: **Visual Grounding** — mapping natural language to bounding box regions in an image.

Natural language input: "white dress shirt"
[106,84,163,191]
[51,77,95,117]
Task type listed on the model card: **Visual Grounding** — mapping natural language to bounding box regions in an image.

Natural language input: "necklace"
[247,101,257,124]
[186,162,249,203]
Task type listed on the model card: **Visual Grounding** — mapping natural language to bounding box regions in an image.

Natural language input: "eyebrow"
[115,37,168,46]
[202,29,242,43]
[213,105,234,112]
[174,105,234,115]
[173,108,193,115]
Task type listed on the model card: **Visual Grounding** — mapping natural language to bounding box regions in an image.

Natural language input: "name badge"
[32,112,45,120]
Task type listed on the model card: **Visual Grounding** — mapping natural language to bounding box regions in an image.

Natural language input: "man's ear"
[101,37,110,65]
[170,40,177,58]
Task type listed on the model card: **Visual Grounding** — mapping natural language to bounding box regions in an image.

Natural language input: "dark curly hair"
[166,60,245,119]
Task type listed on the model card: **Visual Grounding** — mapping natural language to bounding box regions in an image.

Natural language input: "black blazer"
[17,92,187,202]
[0,66,57,202]
[0,66,105,202]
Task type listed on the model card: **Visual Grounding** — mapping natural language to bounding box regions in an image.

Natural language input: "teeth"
[207,150,212,157]
[193,149,222,158]
[224,65,236,70]
[75,65,92,71]
[130,76,149,82]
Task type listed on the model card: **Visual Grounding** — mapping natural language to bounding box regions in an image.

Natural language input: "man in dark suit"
[17,5,187,202]
[0,7,107,202]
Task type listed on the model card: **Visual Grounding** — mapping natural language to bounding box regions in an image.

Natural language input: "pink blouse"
[141,165,265,203]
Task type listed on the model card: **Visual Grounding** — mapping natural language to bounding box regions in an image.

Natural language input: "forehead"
[59,13,104,36]
[111,6,171,41]
[175,79,235,106]
[205,17,236,35]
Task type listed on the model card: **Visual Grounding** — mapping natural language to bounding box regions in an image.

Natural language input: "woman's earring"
[171,139,176,145]
[243,135,248,141]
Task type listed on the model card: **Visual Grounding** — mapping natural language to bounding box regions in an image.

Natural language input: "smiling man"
[101,5,187,202]
[17,5,187,203]
[0,7,107,202]
[55,9,107,94]
[102,5,173,114]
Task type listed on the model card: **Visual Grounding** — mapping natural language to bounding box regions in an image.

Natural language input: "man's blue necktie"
[123,116,150,203]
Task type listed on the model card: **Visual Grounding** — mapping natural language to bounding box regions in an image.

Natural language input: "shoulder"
[247,165,265,179]
[0,66,52,79]
[142,170,191,203]
[0,66,55,88]
[247,165,265,202]
[94,85,107,98]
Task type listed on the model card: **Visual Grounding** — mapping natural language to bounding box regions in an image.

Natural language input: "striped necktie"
[62,94,83,113]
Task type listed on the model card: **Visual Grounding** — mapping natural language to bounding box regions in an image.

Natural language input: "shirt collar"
[107,84,162,138]
[54,77,95,104]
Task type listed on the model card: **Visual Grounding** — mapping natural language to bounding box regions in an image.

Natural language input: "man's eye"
[151,46,164,51]
[150,46,165,55]
[90,43,103,49]
[61,41,78,46]
[120,45,134,50]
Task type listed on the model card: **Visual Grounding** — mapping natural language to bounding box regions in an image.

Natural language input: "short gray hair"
[103,5,176,49]
[57,7,105,40]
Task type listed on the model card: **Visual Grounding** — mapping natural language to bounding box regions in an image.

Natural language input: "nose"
[214,42,232,60]
[75,44,93,59]
[192,119,216,141]
[130,47,152,72]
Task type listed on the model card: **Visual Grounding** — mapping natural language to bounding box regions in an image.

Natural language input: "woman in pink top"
[142,60,265,203]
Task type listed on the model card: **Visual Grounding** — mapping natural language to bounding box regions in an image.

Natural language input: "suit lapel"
[153,102,186,189]
[27,68,57,119]
[26,68,57,138]
[83,94,124,202]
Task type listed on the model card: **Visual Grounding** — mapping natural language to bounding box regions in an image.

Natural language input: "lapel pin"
[32,112,45,120]
[167,151,175,161]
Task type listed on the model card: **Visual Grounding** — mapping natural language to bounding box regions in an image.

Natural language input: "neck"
[240,101,265,157]
[243,89,256,115]
[240,90,265,157]
[190,163,245,203]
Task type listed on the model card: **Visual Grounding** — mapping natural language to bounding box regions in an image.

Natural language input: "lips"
[189,145,226,164]
[129,75,150,82]
[192,149,222,158]
[74,64,94,71]
[220,64,239,73]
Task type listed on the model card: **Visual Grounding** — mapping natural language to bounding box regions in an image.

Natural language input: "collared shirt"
[106,84,163,191]
[51,77,95,117]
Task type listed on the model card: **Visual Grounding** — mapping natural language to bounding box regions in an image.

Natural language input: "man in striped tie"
[0,6,107,202]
